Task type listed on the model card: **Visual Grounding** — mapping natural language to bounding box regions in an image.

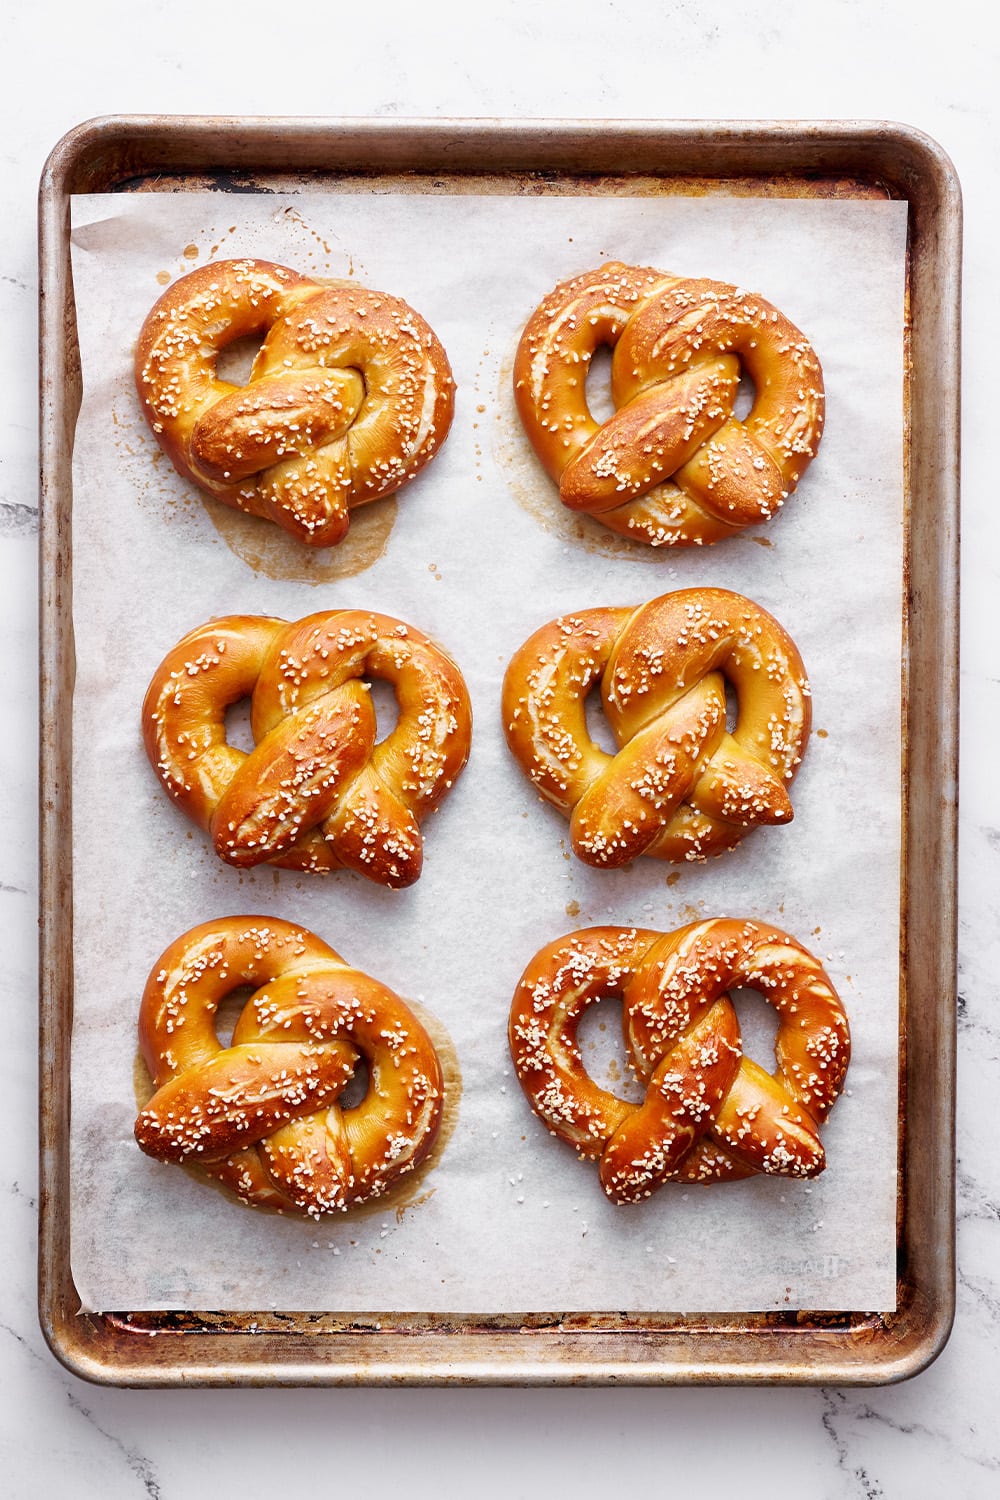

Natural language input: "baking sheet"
[68,188,907,1315]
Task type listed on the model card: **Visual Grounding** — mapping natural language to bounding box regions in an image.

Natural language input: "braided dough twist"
[502,587,810,866]
[135,917,445,1217]
[514,262,824,546]
[509,920,850,1204]
[135,258,455,546]
[142,610,472,888]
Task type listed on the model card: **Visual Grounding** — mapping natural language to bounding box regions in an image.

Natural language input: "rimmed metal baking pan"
[38,115,960,1386]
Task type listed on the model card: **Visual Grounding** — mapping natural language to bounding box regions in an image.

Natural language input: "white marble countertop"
[3,2,996,1495]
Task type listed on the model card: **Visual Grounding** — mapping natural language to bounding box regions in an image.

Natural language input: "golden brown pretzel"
[513,262,824,546]
[135,917,445,1216]
[135,258,456,546]
[142,609,472,888]
[502,587,810,865]
[508,920,850,1203]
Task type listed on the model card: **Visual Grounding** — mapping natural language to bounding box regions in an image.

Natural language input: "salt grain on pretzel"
[135,917,445,1217]
[502,587,810,865]
[508,919,850,1203]
[142,609,472,888]
[135,258,455,546]
[513,262,824,545]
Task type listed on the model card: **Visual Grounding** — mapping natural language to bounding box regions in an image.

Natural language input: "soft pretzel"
[135,258,455,546]
[513,262,824,546]
[509,920,850,1203]
[135,917,445,1216]
[142,609,472,888]
[502,587,810,865]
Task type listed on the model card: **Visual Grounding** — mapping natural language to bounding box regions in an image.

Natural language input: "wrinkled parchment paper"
[68,187,906,1313]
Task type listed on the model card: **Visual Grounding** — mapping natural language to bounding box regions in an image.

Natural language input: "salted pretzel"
[509,920,850,1203]
[142,609,472,888]
[135,258,455,546]
[502,587,810,865]
[135,917,445,1216]
[513,261,824,546]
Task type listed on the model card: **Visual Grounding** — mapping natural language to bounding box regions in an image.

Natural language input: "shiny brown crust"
[142,609,473,888]
[513,261,824,546]
[508,920,850,1204]
[502,587,810,866]
[135,917,445,1217]
[135,258,456,546]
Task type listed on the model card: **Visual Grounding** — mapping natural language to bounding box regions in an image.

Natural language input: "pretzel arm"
[599,998,742,1203]
[209,680,375,866]
[190,368,365,483]
[135,1041,359,1163]
[569,674,726,868]
[560,358,738,515]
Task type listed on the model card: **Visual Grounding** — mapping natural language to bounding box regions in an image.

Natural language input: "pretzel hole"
[213,985,256,1048]
[367,677,400,745]
[724,679,739,733]
[730,985,779,1069]
[338,1056,370,1110]
[585,345,616,423]
[216,332,267,387]
[584,680,618,756]
[224,697,256,754]
[577,998,645,1103]
[734,368,756,421]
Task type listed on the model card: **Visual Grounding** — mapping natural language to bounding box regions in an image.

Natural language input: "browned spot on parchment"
[675,903,708,924]
[200,493,397,583]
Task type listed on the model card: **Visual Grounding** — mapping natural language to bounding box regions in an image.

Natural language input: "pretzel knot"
[509,920,850,1204]
[142,609,472,888]
[135,258,455,546]
[502,587,810,866]
[513,262,824,546]
[135,918,445,1217]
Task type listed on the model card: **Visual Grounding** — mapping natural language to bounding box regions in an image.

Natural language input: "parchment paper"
[68,186,907,1314]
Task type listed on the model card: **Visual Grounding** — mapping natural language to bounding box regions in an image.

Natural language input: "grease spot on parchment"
[200,493,397,583]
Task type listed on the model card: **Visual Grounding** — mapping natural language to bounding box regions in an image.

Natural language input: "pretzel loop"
[502,588,810,866]
[136,258,456,546]
[508,920,850,1205]
[514,262,824,546]
[143,610,473,887]
[135,918,445,1216]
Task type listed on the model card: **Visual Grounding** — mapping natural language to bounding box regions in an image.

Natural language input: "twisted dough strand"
[143,610,472,887]
[502,588,811,865]
[508,919,850,1205]
[135,258,455,546]
[135,917,445,1217]
[514,262,824,546]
